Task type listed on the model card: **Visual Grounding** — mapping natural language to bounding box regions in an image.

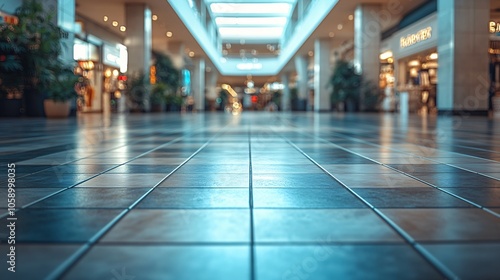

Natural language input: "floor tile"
[255,245,442,280]
[254,209,401,242]
[106,164,177,174]
[439,187,500,207]
[65,245,250,280]
[0,209,121,242]
[137,188,249,208]
[381,208,500,241]
[353,188,473,208]
[0,187,62,208]
[415,173,500,188]
[0,244,81,280]
[422,243,500,280]
[159,173,249,188]
[253,188,366,208]
[101,209,250,243]
[30,188,150,208]
[334,173,430,188]
[77,174,165,188]
[253,173,342,188]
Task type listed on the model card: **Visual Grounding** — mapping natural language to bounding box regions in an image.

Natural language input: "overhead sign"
[400,27,432,48]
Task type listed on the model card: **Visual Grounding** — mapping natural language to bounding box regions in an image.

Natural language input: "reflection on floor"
[1,112,499,280]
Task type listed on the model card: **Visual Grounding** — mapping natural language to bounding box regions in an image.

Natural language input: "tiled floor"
[1,112,500,280]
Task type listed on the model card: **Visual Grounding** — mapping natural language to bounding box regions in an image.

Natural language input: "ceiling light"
[308,51,313,57]
[329,32,335,37]
[429,53,438,60]
[120,26,126,32]
[166,31,173,37]
[337,24,343,30]
[152,14,158,21]
[348,14,353,21]
[225,43,231,49]
[112,21,118,27]
[103,16,108,22]
[189,51,195,57]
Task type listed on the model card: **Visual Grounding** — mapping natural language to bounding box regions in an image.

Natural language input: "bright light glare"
[237,63,262,70]
[210,3,291,15]
[219,27,283,38]
[215,17,287,26]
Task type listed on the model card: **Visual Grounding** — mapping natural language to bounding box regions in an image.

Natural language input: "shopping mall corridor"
[0,112,499,280]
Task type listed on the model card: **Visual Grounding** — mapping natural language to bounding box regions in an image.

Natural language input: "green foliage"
[45,65,79,102]
[0,0,73,101]
[126,71,149,111]
[153,51,180,92]
[150,83,167,105]
[329,60,362,104]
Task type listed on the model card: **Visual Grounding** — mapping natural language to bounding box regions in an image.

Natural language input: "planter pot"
[151,103,164,112]
[44,100,70,118]
[0,98,23,117]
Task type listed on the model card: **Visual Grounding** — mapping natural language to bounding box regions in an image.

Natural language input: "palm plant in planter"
[150,82,167,112]
[329,60,362,112]
[43,64,79,118]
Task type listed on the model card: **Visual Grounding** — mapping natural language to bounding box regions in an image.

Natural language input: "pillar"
[294,55,308,110]
[437,0,489,113]
[281,73,291,111]
[206,69,218,111]
[192,58,206,111]
[354,4,381,111]
[126,3,152,111]
[56,0,75,64]
[314,38,332,112]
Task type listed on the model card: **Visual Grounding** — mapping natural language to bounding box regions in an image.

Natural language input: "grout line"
[45,125,229,280]
[248,124,256,280]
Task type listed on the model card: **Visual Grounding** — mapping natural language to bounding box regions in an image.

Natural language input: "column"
[192,58,206,111]
[56,0,75,63]
[206,69,218,111]
[126,3,152,111]
[167,41,186,69]
[437,0,489,113]
[294,55,308,110]
[314,38,332,112]
[354,4,381,111]
[281,73,291,111]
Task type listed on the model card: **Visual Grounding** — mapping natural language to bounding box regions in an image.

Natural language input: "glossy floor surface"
[1,112,500,280]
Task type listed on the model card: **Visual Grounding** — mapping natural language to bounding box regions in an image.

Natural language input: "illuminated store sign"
[400,27,432,48]
[489,21,500,33]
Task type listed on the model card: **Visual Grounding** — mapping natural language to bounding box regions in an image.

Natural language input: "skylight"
[208,1,295,42]
[210,3,292,15]
[215,17,287,26]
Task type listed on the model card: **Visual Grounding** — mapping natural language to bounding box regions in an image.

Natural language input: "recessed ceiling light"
[112,21,118,27]
[329,32,335,37]
[103,16,108,22]
[189,51,195,57]
[166,31,173,37]
[120,26,126,32]
[308,51,313,56]
[152,14,158,21]
[337,24,343,30]
[348,14,353,21]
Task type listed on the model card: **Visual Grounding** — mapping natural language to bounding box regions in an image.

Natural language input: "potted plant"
[13,0,67,117]
[150,82,167,112]
[126,71,149,112]
[329,60,362,112]
[43,64,79,118]
[0,24,24,117]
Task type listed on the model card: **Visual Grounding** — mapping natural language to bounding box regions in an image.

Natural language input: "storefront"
[73,38,127,114]
[379,13,438,114]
